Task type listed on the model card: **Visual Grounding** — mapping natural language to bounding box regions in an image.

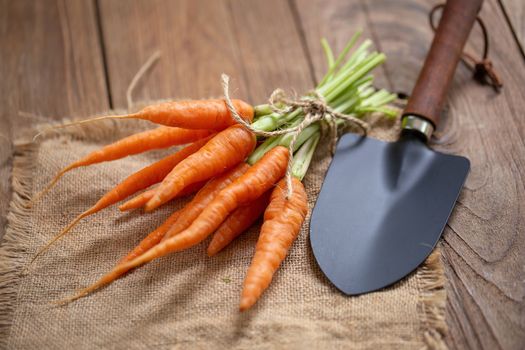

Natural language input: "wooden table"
[1,1,523,348]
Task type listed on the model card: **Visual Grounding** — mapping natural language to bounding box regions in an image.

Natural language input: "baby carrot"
[120,210,181,264]
[145,125,256,212]
[116,146,289,268]
[207,191,270,256]
[240,178,308,311]
[162,163,250,240]
[118,180,206,212]
[57,99,254,131]
[135,99,254,129]
[31,126,212,204]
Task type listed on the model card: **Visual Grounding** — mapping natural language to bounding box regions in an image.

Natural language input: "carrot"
[31,126,212,204]
[162,163,250,240]
[239,178,308,311]
[118,188,158,212]
[118,180,206,211]
[116,146,288,266]
[28,138,212,266]
[56,99,254,131]
[120,210,180,264]
[145,125,256,212]
[207,191,270,256]
[61,146,289,302]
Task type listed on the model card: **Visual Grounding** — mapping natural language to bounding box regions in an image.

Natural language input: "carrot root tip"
[27,171,65,207]
[239,296,257,312]
[28,213,86,266]
[143,201,157,212]
[51,114,135,130]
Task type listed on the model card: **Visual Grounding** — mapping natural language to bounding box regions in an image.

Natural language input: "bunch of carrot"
[31,33,396,311]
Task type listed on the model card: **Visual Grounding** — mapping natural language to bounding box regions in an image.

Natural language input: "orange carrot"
[115,146,288,265]
[31,126,212,204]
[239,178,308,311]
[28,138,212,265]
[120,210,180,264]
[207,192,270,256]
[136,99,254,129]
[61,147,289,302]
[162,163,250,240]
[118,180,206,212]
[145,125,256,212]
[58,99,254,131]
[118,188,158,212]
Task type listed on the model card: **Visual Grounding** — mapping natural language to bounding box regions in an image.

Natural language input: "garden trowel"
[310,0,481,295]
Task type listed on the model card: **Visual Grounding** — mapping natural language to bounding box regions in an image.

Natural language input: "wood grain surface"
[500,0,525,55]
[98,0,313,107]
[1,0,524,348]
[0,0,109,247]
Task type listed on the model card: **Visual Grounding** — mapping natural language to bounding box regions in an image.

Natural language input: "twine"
[429,4,502,91]
[126,50,162,112]
[221,74,369,198]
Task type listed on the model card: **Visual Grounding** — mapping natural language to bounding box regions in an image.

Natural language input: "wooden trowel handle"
[402,0,483,128]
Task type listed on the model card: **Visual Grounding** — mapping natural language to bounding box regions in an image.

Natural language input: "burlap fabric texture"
[0,111,447,349]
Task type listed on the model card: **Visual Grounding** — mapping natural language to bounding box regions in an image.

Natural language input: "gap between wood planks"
[95,0,114,108]
[497,0,525,59]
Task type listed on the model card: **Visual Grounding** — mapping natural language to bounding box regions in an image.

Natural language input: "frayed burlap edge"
[0,141,37,348]
[0,113,139,348]
[417,248,448,350]
[0,108,448,349]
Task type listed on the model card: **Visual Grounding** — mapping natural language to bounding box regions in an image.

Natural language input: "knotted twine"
[429,4,503,91]
[221,74,369,198]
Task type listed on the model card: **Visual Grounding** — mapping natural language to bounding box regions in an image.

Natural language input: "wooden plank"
[98,0,313,108]
[291,0,390,89]
[0,0,13,243]
[295,0,525,348]
[0,0,109,240]
[226,0,314,102]
[500,0,525,54]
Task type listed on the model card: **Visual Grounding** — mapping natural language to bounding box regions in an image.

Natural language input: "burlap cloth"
[0,111,447,349]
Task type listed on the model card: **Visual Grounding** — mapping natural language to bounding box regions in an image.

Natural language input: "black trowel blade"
[309,133,469,295]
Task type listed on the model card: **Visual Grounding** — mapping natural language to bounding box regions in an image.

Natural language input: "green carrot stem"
[251,45,381,133]
[254,104,273,117]
[318,40,373,94]
[319,39,335,87]
[247,137,280,165]
[292,132,321,180]
[251,108,302,132]
[324,53,386,101]
[250,111,285,131]
[246,34,395,180]
[279,123,320,149]
[361,90,397,108]
[318,32,361,87]
[330,31,361,72]
[336,39,372,76]
[316,53,377,100]
[247,122,320,165]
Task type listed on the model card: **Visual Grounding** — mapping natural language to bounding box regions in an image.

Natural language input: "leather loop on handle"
[402,0,483,128]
